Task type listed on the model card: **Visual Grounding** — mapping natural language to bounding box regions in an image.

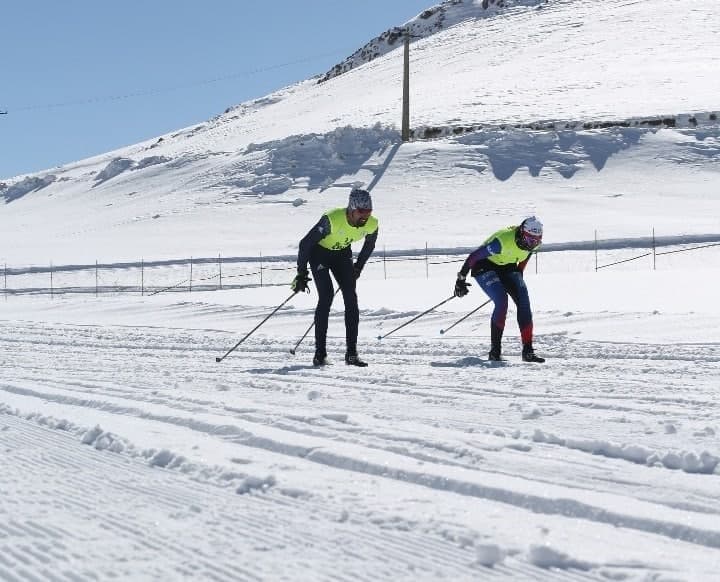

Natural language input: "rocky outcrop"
[317,0,520,84]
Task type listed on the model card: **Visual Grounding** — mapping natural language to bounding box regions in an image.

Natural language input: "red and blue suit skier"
[454,217,545,363]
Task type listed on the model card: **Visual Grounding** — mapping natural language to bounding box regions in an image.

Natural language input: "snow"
[1,0,720,580]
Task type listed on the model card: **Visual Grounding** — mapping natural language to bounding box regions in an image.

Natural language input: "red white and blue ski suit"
[458,226,536,352]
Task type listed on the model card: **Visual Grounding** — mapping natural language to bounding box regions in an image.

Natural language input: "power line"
[6,49,349,114]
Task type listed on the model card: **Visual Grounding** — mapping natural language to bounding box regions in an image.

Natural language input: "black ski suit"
[297,212,378,359]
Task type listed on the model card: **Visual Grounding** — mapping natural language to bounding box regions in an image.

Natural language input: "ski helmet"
[517,216,543,250]
[348,188,372,211]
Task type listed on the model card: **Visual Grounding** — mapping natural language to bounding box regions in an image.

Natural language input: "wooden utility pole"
[401,31,411,142]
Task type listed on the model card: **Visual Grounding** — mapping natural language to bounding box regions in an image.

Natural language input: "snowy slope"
[1,0,720,580]
[1,0,718,264]
[2,277,720,580]
[317,0,547,82]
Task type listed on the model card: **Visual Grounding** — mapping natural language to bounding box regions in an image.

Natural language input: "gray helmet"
[348,188,372,211]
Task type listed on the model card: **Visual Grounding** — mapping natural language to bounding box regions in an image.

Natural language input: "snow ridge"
[317,0,547,83]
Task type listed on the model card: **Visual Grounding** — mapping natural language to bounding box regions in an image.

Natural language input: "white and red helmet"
[517,216,543,250]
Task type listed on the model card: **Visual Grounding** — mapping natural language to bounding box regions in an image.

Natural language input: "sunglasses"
[521,232,542,248]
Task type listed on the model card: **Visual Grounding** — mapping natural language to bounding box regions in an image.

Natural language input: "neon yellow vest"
[318,207,379,251]
[484,227,531,266]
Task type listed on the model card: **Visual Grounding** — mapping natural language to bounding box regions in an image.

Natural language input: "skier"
[453,216,545,363]
[292,188,379,367]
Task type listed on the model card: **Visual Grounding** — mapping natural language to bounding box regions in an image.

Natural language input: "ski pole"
[439,299,491,335]
[377,295,455,341]
[290,288,340,355]
[216,291,298,363]
[289,321,314,356]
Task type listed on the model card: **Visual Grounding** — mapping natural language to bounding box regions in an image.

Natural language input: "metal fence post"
[218,253,223,290]
[594,230,598,272]
[383,246,387,280]
[3,263,6,301]
[652,228,656,270]
[260,252,264,287]
[141,259,144,296]
[425,242,429,278]
[50,263,54,299]
[95,261,98,297]
[189,257,193,292]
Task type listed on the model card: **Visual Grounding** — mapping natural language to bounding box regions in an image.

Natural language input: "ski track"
[2,317,720,580]
[2,416,484,581]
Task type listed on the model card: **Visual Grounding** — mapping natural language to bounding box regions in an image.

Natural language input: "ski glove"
[291,270,312,293]
[353,263,362,280]
[454,275,470,298]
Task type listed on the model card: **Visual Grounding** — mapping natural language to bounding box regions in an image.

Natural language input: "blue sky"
[1,0,433,180]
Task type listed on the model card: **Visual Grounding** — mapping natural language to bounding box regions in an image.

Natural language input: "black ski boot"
[522,345,545,363]
[313,353,329,367]
[489,323,503,361]
[345,353,368,367]
[488,347,503,361]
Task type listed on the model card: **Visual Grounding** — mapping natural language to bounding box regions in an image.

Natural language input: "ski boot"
[522,345,545,363]
[345,353,368,367]
[488,347,503,362]
[488,323,504,362]
[313,353,329,367]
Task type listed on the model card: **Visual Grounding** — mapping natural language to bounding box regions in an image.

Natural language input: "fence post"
[189,257,193,292]
[383,246,387,280]
[652,228,656,270]
[95,261,98,297]
[425,242,429,278]
[50,263,54,299]
[594,230,598,272]
[260,252,263,287]
[3,263,6,301]
[218,253,223,290]
[141,259,144,296]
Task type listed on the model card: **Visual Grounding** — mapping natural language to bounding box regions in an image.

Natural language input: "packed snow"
[1,0,720,580]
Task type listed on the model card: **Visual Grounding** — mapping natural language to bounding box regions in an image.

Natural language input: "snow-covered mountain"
[317,0,544,82]
[2,1,720,580]
[1,0,718,265]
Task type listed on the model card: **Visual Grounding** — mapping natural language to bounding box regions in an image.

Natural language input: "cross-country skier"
[453,216,545,363]
[292,188,379,367]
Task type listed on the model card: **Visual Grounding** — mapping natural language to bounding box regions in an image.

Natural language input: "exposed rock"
[94,157,135,185]
[2,175,57,203]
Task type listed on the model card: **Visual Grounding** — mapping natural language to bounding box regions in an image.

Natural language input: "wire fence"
[3,231,720,299]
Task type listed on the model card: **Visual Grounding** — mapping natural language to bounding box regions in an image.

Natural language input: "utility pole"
[401,29,411,142]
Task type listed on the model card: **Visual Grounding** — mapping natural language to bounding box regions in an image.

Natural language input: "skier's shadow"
[430,357,509,368]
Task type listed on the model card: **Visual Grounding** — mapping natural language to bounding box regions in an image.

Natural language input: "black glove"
[454,275,470,298]
[291,270,311,293]
[353,263,362,280]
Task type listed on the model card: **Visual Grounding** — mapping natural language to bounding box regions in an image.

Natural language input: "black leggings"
[309,246,358,357]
